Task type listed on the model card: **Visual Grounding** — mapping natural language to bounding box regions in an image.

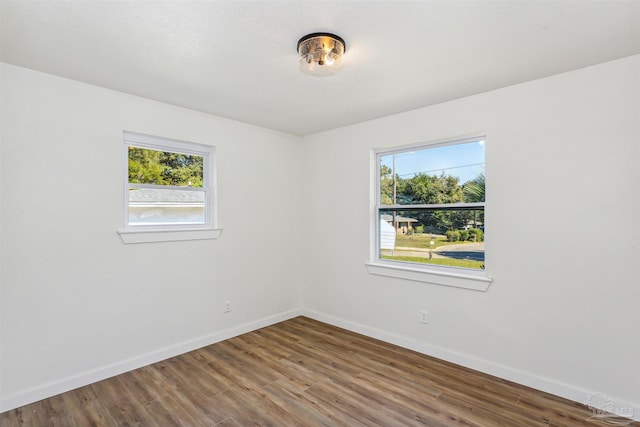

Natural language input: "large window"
[119,132,219,243]
[374,136,486,275]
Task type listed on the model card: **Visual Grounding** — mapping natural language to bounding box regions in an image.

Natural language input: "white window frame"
[366,135,492,291]
[117,131,222,244]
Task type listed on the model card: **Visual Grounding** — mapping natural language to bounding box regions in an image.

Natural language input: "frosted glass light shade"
[297,33,346,77]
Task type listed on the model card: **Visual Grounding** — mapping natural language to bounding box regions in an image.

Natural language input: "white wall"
[0,63,303,410]
[301,55,640,412]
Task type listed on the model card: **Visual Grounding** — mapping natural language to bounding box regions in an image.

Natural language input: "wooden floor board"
[61,387,112,427]
[1,316,637,426]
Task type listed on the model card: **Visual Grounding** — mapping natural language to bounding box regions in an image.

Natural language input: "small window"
[374,136,486,274]
[119,132,220,243]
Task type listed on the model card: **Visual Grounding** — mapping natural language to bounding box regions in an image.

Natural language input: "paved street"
[389,242,485,262]
[435,242,484,261]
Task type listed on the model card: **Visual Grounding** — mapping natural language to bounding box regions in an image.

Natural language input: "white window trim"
[367,135,492,291]
[118,227,222,244]
[117,131,222,244]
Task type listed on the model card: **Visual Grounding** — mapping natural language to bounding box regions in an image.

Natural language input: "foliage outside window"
[376,136,485,272]
[123,132,215,230]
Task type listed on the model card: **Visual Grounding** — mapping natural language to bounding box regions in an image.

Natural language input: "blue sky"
[380,140,485,185]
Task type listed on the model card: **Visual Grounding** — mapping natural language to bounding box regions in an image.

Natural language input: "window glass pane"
[128,146,204,187]
[128,188,205,225]
[379,208,484,270]
[380,140,485,205]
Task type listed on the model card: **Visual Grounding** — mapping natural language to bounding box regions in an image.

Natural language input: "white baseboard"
[0,308,301,413]
[302,308,639,423]
[4,307,637,423]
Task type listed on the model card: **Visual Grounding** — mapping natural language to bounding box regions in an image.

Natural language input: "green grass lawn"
[394,233,475,249]
[381,254,484,269]
[385,233,484,269]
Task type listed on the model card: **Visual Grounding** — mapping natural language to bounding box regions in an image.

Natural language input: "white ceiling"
[2,1,640,136]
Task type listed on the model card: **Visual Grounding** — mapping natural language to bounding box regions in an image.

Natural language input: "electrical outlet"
[224,300,231,313]
[420,310,428,324]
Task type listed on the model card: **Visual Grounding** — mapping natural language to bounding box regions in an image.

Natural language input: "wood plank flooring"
[1,316,637,426]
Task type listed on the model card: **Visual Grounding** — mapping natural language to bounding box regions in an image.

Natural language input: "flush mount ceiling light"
[297,32,346,77]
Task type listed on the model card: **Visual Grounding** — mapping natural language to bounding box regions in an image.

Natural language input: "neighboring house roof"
[381,214,418,223]
[129,188,204,206]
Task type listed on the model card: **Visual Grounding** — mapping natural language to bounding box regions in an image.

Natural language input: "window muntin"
[376,137,485,271]
[123,132,215,230]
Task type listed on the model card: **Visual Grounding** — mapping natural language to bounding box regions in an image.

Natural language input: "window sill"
[118,228,222,244]
[365,262,492,291]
